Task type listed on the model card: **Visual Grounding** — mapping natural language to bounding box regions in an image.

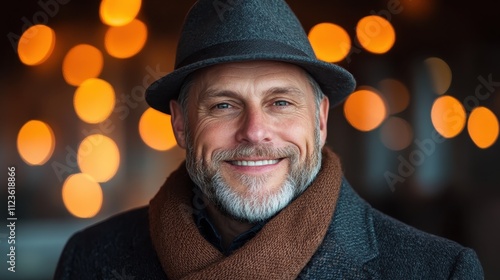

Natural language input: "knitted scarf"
[149,147,343,279]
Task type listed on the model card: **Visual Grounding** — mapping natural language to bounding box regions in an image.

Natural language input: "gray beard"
[185,128,322,223]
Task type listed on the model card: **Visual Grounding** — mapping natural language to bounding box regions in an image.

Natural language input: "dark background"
[1,0,499,279]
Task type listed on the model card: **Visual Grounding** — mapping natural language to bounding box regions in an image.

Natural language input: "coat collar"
[299,178,380,279]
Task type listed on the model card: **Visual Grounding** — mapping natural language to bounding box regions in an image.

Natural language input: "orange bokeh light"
[62,44,103,86]
[431,95,466,138]
[467,106,499,149]
[104,19,147,59]
[100,0,142,26]
[308,22,351,63]
[356,15,396,54]
[74,78,116,123]
[17,24,56,66]
[139,108,177,151]
[17,120,55,165]
[77,134,120,182]
[62,173,103,218]
[344,89,387,131]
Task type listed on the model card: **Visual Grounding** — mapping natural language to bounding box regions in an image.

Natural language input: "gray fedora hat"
[146,0,356,114]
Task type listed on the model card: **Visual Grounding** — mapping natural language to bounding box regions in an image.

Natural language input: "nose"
[235,106,272,144]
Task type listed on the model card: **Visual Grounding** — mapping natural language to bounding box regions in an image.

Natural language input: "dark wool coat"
[54,179,484,279]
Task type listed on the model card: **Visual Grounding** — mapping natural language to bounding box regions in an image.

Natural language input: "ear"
[169,100,187,149]
[318,96,329,147]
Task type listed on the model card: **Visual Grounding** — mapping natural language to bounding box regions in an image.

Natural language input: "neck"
[204,199,255,250]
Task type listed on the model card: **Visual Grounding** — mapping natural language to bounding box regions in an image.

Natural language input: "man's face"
[170,61,329,222]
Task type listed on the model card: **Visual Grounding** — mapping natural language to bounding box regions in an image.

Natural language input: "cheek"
[278,112,318,152]
[191,119,234,158]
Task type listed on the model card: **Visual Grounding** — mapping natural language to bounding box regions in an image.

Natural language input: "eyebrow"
[199,86,305,102]
[265,86,304,97]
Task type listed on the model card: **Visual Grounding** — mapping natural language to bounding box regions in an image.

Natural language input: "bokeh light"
[62,44,103,86]
[356,15,396,54]
[378,78,410,114]
[425,57,452,95]
[467,106,499,149]
[431,95,466,138]
[17,24,55,66]
[104,19,147,59]
[74,78,115,123]
[308,22,351,62]
[380,116,413,150]
[17,120,55,165]
[62,173,103,218]
[77,134,120,182]
[401,0,436,21]
[344,88,387,131]
[100,0,142,26]
[139,108,177,151]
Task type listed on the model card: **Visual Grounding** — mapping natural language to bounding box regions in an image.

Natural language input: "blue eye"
[215,103,231,109]
[274,100,289,106]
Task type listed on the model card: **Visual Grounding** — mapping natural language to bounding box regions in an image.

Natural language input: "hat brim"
[146,53,356,115]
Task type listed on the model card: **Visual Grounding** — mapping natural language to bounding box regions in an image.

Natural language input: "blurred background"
[1,0,499,279]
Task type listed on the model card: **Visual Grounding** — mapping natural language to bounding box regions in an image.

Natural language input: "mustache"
[212,144,299,163]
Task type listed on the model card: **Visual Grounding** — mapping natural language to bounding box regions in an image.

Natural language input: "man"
[55,0,484,279]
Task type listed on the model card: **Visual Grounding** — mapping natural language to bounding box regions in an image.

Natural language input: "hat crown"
[175,0,316,68]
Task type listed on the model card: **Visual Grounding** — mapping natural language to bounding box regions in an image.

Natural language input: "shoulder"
[324,180,484,279]
[54,206,166,279]
[370,207,483,278]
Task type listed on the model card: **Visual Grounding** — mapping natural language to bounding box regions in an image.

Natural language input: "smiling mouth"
[229,159,281,167]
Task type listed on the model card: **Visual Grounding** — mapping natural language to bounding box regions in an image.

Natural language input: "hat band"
[176,39,311,69]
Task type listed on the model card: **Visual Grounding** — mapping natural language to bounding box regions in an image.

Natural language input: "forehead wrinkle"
[198,88,242,103]
[190,62,313,103]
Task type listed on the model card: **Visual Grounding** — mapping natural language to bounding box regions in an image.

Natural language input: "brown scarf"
[149,147,343,279]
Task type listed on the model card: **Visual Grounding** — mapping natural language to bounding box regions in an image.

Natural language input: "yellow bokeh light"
[344,89,387,131]
[62,173,103,218]
[62,44,103,86]
[139,108,177,151]
[17,120,55,165]
[378,79,410,114]
[77,134,120,182]
[74,78,116,124]
[424,57,452,95]
[17,24,55,66]
[104,19,147,59]
[467,107,499,149]
[100,0,142,26]
[308,22,351,63]
[380,116,413,151]
[356,15,396,54]
[431,95,466,138]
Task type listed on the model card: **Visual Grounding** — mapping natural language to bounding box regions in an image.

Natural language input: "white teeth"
[232,159,279,166]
